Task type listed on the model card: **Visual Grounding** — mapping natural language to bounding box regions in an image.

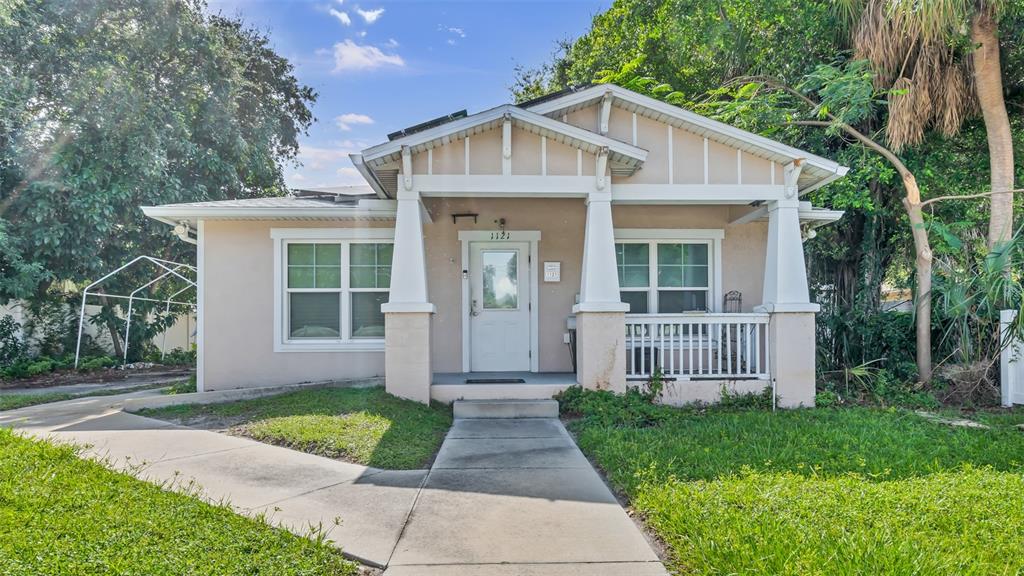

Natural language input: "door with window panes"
[285,241,393,342]
[616,241,711,313]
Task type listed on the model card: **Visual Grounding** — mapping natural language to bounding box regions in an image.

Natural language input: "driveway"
[0,391,667,575]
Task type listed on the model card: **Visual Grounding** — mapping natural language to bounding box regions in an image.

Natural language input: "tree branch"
[920,189,1024,208]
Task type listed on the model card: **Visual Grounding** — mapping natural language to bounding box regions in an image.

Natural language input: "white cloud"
[438,24,466,45]
[335,113,374,131]
[385,38,399,48]
[336,166,362,179]
[331,39,404,72]
[439,25,465,37]
[356,7,384,24]
[329,8,351,25]
[297,144,360,170]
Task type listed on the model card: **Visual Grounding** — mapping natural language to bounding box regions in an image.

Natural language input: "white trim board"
[270,228,395,240]
[195,219,205,393]
[458,230,541,373]
[615,228,724,240]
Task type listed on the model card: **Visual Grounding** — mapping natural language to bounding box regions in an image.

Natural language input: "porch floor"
[432,372,577,386]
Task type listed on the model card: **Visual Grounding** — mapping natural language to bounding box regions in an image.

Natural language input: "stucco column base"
[384,311,432,404]
[768,311,816,408]
[574,310,627,393]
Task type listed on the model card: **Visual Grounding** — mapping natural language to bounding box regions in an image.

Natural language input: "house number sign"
[489,231,512,240]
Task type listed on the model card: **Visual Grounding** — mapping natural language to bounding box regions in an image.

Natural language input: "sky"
[206,0,610,189]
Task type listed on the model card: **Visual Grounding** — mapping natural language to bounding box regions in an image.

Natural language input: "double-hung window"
[615,230,721,314]
[274,229,394,351]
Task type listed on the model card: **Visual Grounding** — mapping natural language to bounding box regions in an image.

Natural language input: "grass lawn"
[0,427,357,575]
[559,388,1024,575]
[140,386,452,469]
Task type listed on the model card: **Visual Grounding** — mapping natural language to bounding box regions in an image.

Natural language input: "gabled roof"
[523,84,848,194]
[358,104,648,175]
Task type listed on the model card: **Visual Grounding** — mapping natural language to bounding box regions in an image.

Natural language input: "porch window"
[615,241,712,313]
[282,239,393,343]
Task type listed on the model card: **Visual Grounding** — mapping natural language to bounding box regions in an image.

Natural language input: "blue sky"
[206,0,609,188]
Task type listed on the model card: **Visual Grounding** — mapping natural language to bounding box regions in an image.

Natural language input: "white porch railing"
[625,313,770,380]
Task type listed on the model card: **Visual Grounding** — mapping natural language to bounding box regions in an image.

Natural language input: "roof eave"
[141,202,398,226]
[526,84,845,179]
[350,153,390,199]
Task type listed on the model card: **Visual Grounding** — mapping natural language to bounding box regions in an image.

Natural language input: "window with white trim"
[283,240,392,343]
[616,240,712,313]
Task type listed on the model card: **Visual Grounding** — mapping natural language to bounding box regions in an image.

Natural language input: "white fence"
[624,313,770,380]
[1000,310,1024,406]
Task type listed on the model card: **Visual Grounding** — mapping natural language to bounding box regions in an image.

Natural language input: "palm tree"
[837,0,1015,249]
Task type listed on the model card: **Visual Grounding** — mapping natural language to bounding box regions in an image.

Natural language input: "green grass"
[559,388,1024,575]
[141,386,452,469]
[0,427,357,575]
[0,392,76,411]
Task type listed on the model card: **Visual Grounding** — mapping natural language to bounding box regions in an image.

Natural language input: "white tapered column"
[573,150,628,392]
[756,161,818,408]
[382,147,434,404]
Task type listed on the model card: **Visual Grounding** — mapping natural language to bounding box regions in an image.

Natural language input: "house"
[142,84,847,408]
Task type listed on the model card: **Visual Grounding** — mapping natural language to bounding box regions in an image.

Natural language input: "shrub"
[0,315,25,368]
[25,358,57,377]
[157,347,196,366]
[78,356,116,372]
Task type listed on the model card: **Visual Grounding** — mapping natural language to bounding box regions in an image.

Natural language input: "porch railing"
[624,313,770,380]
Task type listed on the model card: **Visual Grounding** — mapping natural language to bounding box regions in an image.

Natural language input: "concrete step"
[453,399,559,419]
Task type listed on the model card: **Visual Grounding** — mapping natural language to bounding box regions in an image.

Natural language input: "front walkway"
[0,392,666,574]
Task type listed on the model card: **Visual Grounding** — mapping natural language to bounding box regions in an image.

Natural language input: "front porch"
[362,85,845,409]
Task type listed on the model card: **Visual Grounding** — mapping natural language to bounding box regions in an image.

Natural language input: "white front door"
[469,242,531,371]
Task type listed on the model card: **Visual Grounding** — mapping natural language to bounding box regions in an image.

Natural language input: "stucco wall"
[201,219,391,390]
[199,205,769,388]
[422,198,586,373]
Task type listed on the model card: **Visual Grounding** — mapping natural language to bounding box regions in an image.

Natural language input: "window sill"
[274,340,386,353]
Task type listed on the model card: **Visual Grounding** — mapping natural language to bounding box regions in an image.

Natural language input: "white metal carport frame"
[73,255,197,368]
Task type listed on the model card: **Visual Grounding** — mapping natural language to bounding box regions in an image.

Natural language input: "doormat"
[465,378,527,384]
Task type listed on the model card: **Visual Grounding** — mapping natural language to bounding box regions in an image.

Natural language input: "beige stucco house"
[143,85,847,408]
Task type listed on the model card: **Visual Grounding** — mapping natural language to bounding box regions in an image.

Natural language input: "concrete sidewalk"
[1,392,666,574]
[384,417,667,575]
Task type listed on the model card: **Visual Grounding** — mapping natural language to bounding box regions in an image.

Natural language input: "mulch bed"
[0,366,193,390]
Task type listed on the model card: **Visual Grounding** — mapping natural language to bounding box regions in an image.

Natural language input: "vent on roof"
[515,84,594,108]
[387,110,469,141]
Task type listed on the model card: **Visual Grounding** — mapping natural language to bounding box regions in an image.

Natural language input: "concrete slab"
[447,418,565,439]
[46,425,257,470]
[383,562,668,575]
[432,436,589,469]
[137,441,371,509]
[453,399,559,419]
[389,468,660,566]
[248,469,428,567]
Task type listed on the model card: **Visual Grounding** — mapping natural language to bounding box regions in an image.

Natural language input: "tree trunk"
[972,9,1015,250]
[97,295,124,360]
[902,173,933,383]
